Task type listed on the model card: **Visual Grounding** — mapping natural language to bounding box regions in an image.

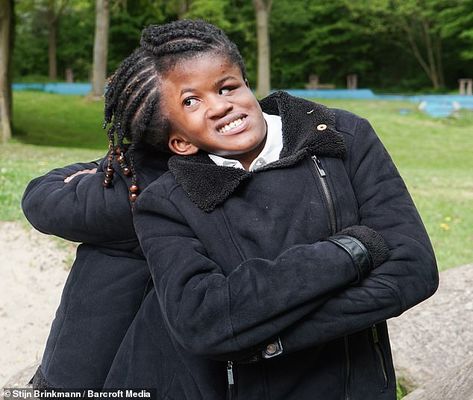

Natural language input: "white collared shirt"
[209,112,283,171]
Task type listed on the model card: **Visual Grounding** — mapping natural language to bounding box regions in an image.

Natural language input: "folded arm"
[257,116,439,355]
[134,190,385,358]
[22,158,134,244]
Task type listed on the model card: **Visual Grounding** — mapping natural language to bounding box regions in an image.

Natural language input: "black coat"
[104,92,438,399]
[22,146,169,389]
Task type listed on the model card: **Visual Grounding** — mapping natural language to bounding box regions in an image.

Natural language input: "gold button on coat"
[266,343,278,355]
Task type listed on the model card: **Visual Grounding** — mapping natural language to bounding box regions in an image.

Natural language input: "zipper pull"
[312,156,326,177]
[227,361,234,385]
[227,361,234,400]
[372,325,379,343]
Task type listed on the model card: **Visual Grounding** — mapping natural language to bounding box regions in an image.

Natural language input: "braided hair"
[102,19,247,203]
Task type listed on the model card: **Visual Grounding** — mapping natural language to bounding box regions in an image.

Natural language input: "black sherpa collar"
[168,91,346,212]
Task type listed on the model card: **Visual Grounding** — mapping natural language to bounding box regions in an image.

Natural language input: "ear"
[168,133,199,155]
[244,78,250,88]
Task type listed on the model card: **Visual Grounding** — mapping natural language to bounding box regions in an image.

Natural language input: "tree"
[0,0,13,143]
[91,0,110,97]
[252,0,272,97]
[393,0,446,89]
[46,0,70,80]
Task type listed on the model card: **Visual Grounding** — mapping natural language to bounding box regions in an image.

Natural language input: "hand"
[64,168,97,183]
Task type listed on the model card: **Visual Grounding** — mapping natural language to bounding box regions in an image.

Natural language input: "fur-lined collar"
[168,91,346,212]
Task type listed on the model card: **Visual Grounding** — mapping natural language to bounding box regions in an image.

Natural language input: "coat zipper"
[344,336,351,400]
[311,156,337,234]
[372,325,388,388]
[227,361,235,400]
[312,156,349,398]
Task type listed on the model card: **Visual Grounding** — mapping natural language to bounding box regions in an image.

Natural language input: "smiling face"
[160,53,267,170]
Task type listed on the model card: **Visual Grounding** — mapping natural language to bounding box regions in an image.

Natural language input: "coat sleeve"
[21,158,135,244]
[134,183,378,358]
[273,116,439,354]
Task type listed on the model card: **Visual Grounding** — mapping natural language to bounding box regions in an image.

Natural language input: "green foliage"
[184,0,232,29]
[10,0,473,90]
[439,0,473,60]
[13,1,49,78]
[13,0,94,81]
[108,0,168,73]
[57,2,95,79]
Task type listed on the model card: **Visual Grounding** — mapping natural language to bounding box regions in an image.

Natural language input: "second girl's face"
[160,53,267,168]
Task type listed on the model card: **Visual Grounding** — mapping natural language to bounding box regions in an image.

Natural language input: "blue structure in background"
[283,89,473,118]
[12,83,473,118]
[13,82,93,95]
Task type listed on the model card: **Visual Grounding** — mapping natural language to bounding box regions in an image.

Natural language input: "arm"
[22,157,134,244]
[134,184,385,358]
[270,116,438,355]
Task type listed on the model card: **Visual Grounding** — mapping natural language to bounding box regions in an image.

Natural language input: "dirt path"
[0,221,76,387]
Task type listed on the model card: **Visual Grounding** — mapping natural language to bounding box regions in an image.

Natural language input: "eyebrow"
[179,75,237,96]
[215,75,236,87]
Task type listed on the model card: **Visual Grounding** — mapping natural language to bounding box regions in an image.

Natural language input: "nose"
[207,94,232,119]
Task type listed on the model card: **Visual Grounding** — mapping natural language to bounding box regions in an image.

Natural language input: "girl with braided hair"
[94,20,436,400]
[21,24,181,389]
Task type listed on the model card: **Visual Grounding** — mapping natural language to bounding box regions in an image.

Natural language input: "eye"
[219,86,233,95]
[183,97,199,108]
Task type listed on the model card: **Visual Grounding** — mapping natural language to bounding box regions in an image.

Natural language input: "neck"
[232,133,268,171]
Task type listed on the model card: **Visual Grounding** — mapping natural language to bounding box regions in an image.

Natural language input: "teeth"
[219,118,244,134]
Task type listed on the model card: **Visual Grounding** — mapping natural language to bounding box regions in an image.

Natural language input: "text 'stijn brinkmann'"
[2,389,152,398]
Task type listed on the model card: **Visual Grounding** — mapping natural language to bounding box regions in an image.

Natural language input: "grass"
[0,143,103,221]
[1,92,105,220]
[2,91,473,271]
[12,91,106,149]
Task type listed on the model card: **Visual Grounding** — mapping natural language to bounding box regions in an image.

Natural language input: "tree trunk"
[91,0,110,98]
[177,0,190,19]
[0,0,13,143]
[47,4,57,80]
[400,15,444,90]
[253,0,272,98]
